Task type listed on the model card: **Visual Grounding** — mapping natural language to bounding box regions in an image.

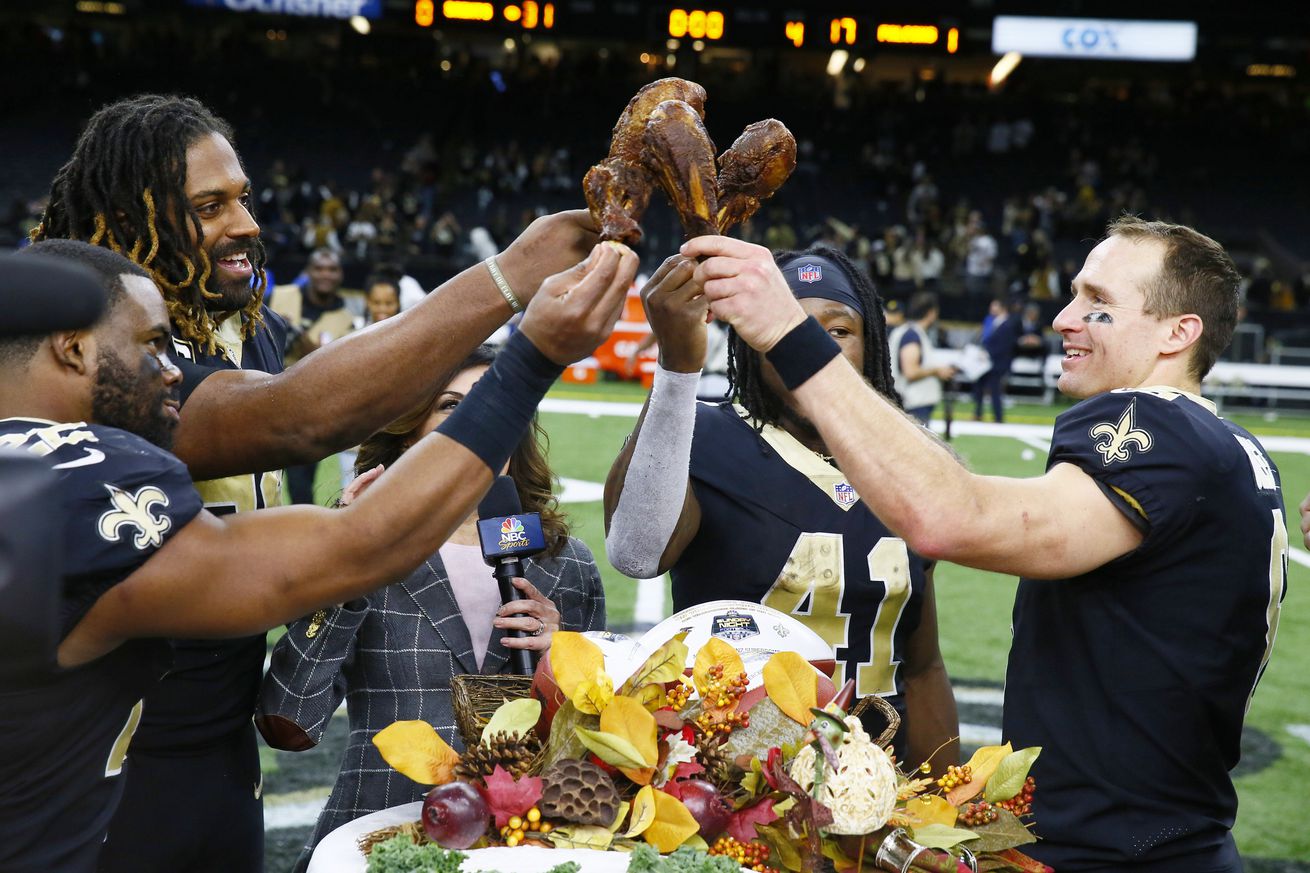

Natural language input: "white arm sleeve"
[606,365,701,579]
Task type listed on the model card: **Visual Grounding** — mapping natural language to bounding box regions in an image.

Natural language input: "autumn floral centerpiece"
[366,623,1050,873]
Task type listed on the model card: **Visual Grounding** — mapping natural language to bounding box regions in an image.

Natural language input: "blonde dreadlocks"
[31,94,266,355]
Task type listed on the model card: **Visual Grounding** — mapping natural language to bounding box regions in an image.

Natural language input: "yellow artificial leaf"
[946,742,1013,805]
[481,698,542,744]
[551,631,607,700]
[600,695,659,767]
[762,651,818,725]
[572,674,615,716]
[902,795,958,828]
[608,801,631,834]
[682,834,709,851]
[692,637,746,704]
[371,720,459,785]
[643,789,700,853]
[575,728,648,770]
[634,684,665,712]
[624,785,656,837]
[619,633,690,695]
[548,825,614,851]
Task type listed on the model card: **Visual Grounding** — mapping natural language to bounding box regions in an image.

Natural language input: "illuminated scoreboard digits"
[668,8,724,40]
[415,0,555,29]
[829,16,855,45]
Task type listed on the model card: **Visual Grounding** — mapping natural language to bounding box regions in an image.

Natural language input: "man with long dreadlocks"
[33,93,599,872]
[603,244,958,772]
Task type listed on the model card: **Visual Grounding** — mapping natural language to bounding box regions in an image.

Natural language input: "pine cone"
[455,730,542,781]
[538,759,621,826]
[699,741,741,790]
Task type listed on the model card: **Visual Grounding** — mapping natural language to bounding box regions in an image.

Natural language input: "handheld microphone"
[476,475,548,676]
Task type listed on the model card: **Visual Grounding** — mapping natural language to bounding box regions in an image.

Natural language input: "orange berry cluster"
[936,764,972,791]
[702,664,749,708]
[959,800,999,827]
[710,836,777,873]
[996,776,1036,817]
[694,708,749,737]
[499,807,551,846]
[665,682,693,711]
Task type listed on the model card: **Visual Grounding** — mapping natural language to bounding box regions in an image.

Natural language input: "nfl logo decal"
[834,483,857,506]
[797,263,822,284]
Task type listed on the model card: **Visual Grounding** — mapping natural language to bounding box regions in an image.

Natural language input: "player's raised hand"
[640,254,706,373]
[518,241,639,365]
[498,209,600,306]
[681,235,806,352]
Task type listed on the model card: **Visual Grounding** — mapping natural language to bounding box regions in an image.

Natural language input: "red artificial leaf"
[762,747,784,790]
[655,710,685,732]
[478,765,544,828]
[672,760,705,781]
[726,798,779,843]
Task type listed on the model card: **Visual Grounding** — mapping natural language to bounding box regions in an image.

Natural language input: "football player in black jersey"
[604,245,959,774]
[32,94,600,870]
[685,218,1287,872]
[0,238,637,873]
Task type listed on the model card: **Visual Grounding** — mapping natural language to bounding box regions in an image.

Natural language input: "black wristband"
[765,316,841,390]
[436,330,564,473]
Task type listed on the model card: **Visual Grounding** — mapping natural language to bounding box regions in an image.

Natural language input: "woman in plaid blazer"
[256,346,606,870]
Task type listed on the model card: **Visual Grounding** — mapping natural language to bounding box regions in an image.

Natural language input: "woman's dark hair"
[726,243,899,426]
[354,345,571,556]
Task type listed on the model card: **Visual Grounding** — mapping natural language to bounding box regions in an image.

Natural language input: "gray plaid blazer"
[255,536,604,869]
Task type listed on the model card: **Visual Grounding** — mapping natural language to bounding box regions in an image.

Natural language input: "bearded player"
[33,93,598,870]
[0,238,635,873]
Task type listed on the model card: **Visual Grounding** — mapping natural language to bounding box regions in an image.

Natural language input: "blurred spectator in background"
[909,229,946,291]
[270,248,359,504]
[963,212,998,298]
[890,291,957,425]
[361,275,402,327]
[973,295,1023,423]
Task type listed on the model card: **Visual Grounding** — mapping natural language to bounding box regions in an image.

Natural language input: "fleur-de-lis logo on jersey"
[97,484,172,550]
[1089,400,1153,465]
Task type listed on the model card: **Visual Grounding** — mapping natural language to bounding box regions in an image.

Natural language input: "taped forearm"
[606,366,700,578]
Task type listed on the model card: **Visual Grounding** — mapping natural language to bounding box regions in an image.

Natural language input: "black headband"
[777,254,864,317]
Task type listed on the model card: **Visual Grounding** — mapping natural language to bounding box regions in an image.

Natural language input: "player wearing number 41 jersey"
[605,245,959,772]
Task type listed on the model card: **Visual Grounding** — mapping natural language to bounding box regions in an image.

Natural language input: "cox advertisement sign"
[186,0,383,19]
[992,16,1197,62]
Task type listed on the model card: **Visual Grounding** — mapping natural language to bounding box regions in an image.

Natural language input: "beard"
[203,237,266,312]
[92,349,179,450]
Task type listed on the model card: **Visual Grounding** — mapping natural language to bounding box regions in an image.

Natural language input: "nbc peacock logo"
[498,516,529,550]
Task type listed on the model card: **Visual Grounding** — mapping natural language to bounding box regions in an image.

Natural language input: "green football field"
[270,382,1310,870]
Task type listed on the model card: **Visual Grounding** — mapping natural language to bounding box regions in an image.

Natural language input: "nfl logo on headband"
[797,263,822,284]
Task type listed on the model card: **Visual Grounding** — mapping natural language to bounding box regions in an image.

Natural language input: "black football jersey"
[1004,389,1288,870]
[129,307,288,752]
[0,419,202,873]
[673,402,928,743]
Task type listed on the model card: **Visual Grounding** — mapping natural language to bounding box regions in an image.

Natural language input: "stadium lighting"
[852,57,866,73]
[990,51,1022,87]
[826,49,849,77]
[349,15,370,34]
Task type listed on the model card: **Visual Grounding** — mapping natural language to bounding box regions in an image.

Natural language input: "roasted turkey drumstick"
[642,99,719,240]
[584,78,708,244]
[716,119,797,233]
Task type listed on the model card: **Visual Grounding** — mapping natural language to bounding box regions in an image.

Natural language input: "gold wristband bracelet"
[484,255,523,314]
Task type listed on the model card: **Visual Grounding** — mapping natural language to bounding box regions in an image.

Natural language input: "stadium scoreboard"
[412,1,963,54]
